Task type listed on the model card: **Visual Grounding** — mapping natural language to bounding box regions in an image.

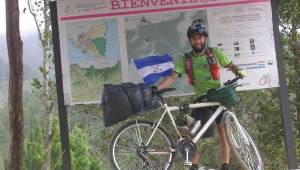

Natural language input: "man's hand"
[157,72,178,89]
[150,86,158,96]
[227,63,246,79]
[236,70,246,79]
[150,86,158,91]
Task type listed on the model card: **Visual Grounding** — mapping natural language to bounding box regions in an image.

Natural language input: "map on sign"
[66,19,122,103]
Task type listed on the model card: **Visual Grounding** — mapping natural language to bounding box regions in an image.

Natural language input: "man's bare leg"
[217,123,230,164]
[192,143,200,164]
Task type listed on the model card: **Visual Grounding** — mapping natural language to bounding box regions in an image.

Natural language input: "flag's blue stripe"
[143,68,173,85]
[134,53,173,69]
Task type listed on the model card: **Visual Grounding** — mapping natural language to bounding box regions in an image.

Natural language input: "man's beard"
[192,43,206,54]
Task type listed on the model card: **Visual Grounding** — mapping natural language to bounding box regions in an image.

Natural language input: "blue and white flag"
[133,53,174,85]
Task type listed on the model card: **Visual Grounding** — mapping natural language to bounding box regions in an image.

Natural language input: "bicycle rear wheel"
[223,113,264,170]
[109,120,176,170]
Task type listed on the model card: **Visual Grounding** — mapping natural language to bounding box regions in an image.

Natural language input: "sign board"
[56,0,278,105]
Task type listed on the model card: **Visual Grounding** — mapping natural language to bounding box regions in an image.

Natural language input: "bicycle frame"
[143,101,228,147]
[142,101,251,150]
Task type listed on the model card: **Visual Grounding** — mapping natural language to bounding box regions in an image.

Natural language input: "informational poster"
[207,3,278,90]
[57,0,278,105]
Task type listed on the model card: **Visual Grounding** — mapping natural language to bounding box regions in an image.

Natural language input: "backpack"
[101,83,160,127]
[185,48,220,85]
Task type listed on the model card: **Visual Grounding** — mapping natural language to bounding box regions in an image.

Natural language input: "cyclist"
[157,19,246,170]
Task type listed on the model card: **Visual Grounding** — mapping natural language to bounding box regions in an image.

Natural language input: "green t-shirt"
[175,48,232,97]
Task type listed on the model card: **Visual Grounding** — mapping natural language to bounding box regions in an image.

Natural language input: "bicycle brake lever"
[224,77,240,86]
[223,80,231,86]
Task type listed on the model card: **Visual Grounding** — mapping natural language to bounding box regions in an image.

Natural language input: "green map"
[66,19,122,103]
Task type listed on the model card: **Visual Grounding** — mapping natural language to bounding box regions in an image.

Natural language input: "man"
[157,19,245,170]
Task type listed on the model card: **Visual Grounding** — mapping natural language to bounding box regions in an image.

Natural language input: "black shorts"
[191,106,224,138]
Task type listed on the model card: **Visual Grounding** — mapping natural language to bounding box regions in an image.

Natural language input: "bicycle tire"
[223,113,264,170]
[109,120,176,170]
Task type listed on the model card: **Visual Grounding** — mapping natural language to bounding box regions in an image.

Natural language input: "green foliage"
[67,105,111,168]
[242,90,287,169]
[31,78,43,89]
[22,116,105,170]
[23,116,44,170]
[0,155,4,170]
[278,0,300,163]
[83,60,121,80]
[69,126,103,170]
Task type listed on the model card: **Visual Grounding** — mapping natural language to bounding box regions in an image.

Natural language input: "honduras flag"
[133,53,174,85]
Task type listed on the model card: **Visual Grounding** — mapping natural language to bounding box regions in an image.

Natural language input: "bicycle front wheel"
[223,113,264,170]
[109,120,176,170]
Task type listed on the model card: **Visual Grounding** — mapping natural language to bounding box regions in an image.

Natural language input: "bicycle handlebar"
[151,77,241,103]
[194,77,241,103]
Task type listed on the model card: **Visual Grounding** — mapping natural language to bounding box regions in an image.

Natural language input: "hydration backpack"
[185,48,220,85]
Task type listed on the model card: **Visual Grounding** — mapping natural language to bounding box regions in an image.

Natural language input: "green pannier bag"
[207,84,239,107]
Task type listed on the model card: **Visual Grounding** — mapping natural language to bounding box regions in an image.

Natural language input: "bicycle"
[109,78,264,170]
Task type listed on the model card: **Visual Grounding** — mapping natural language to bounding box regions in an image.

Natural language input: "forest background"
[0,0,299,169]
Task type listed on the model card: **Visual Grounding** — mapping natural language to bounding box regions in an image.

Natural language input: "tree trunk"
[42,1,54,169]
[43,106,54,170]
[5,0,24,169]
[27,0,55,169]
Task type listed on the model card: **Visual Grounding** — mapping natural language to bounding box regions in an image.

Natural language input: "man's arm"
[227,63,246,78]
[157,72,179,89]
[213,48,245,78]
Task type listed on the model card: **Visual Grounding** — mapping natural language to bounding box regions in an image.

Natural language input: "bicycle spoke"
[140,125,153,144]
[114,148,134,155]
[146,147,172,170]
[131,159,140,169]
[146,158,162,170]
[114,151,134,158]
[116,157,136,168]
[127,128,141,146]
[152,156,169,168]
[135,123,144,144]
[118,129,138,148]
[131,125,141,145]
[126,158,140,169]
[114,141,137,152]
